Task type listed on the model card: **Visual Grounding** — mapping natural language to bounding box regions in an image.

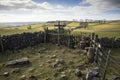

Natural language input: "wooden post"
[112,37,115,48]
[68,31,71,48]
[102,50,111,80]
[44,27,47,43]
[54,21,66,46]
[44,28,46,43]
[58,21,60,45]
[81,32,82,39]
[95,34,99,42]
[0,35,4,52]
[91,33,95,40]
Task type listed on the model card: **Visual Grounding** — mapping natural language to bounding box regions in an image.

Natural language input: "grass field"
[0,21,120,38]
[71,29,120,38]
[69,21,120,38]
[66,22,80,27]
[0,43,119,80]
[0,43,89,80]
[106,48,120,78]
[0,24,42,36]
[0,23,55,36]
[68,21,120,78]
[0,21,120,80]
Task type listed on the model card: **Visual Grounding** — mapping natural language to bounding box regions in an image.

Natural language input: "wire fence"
[91,38,120,80]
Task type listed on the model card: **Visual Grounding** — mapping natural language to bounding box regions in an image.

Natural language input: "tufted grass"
[0,43,88,80]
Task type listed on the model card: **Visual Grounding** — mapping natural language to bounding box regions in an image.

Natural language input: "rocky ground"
[0,43,95,80]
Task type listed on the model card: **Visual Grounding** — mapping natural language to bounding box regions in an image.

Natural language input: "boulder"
[29,75,37,80]
[114,38,120,48]
[68,60,74,65]
[87,47,95,63]
[20,75,26,80]
[61,72,66,74]
[79,41,86,49]
[51,54,57,58]
[91,67,100,77]
[47,60,52,63]
[111,76,120,80]
[53,72,59,77]
[28,68,35,72]
[86,71,94,80]
[86,67,100,80]
[3,72,9,77]
[75,69,82,77]
[45,78,51,80]
[61,74,67,80]
[6,57,30,66]
[56,59,65,65]
[38,48,47,53]
[57,67,64,72]
[51,63,57,68]
[39,64,43,67]
[12,68,20,73]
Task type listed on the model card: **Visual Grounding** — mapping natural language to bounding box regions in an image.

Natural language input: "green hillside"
[66,22,80,27]
[0,21,120,38]
[69,21,120,38]
[0,23,54,36]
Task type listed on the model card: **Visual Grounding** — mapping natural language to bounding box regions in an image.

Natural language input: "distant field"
[0,23,54,36]
[66,22,80,27]
[88,21,120,31]
[0,20,120,38]
[69,21,120,38]
[71,29,120,38]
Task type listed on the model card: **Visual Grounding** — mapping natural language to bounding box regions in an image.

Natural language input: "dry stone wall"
[0,31,120,52]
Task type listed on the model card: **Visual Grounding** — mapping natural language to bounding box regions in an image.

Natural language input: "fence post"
[95,34,99,42]
[112,37,115,48]
[0,35,4,52]
[68,31,71,48]
[102,50,111,80]
[57,21,60,46]
[44,27,47,43]
[91,33,95,40]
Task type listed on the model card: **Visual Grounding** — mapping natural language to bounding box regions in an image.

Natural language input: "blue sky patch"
[33,0,82,6]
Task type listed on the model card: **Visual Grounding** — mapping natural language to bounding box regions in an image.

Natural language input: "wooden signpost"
[54,21,66,45]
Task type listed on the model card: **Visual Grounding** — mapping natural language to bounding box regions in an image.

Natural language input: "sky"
[0,0,120,22]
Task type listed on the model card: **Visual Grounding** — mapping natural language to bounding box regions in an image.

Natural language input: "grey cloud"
[81,0,120,12]
[101,0,120,8]
[0,5,11,10]
[110,0,120,5]
[86,0,120,8]
[110,0,120,8]
[0,0,45,11]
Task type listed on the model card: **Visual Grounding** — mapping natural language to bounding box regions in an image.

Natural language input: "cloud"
[0,0,66,11]
[84,0,120,8]
[80,0,120,12]
[0,0,47,10]
[1,0,119,13]
[0,0,120,22]
[68,0,120,17]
